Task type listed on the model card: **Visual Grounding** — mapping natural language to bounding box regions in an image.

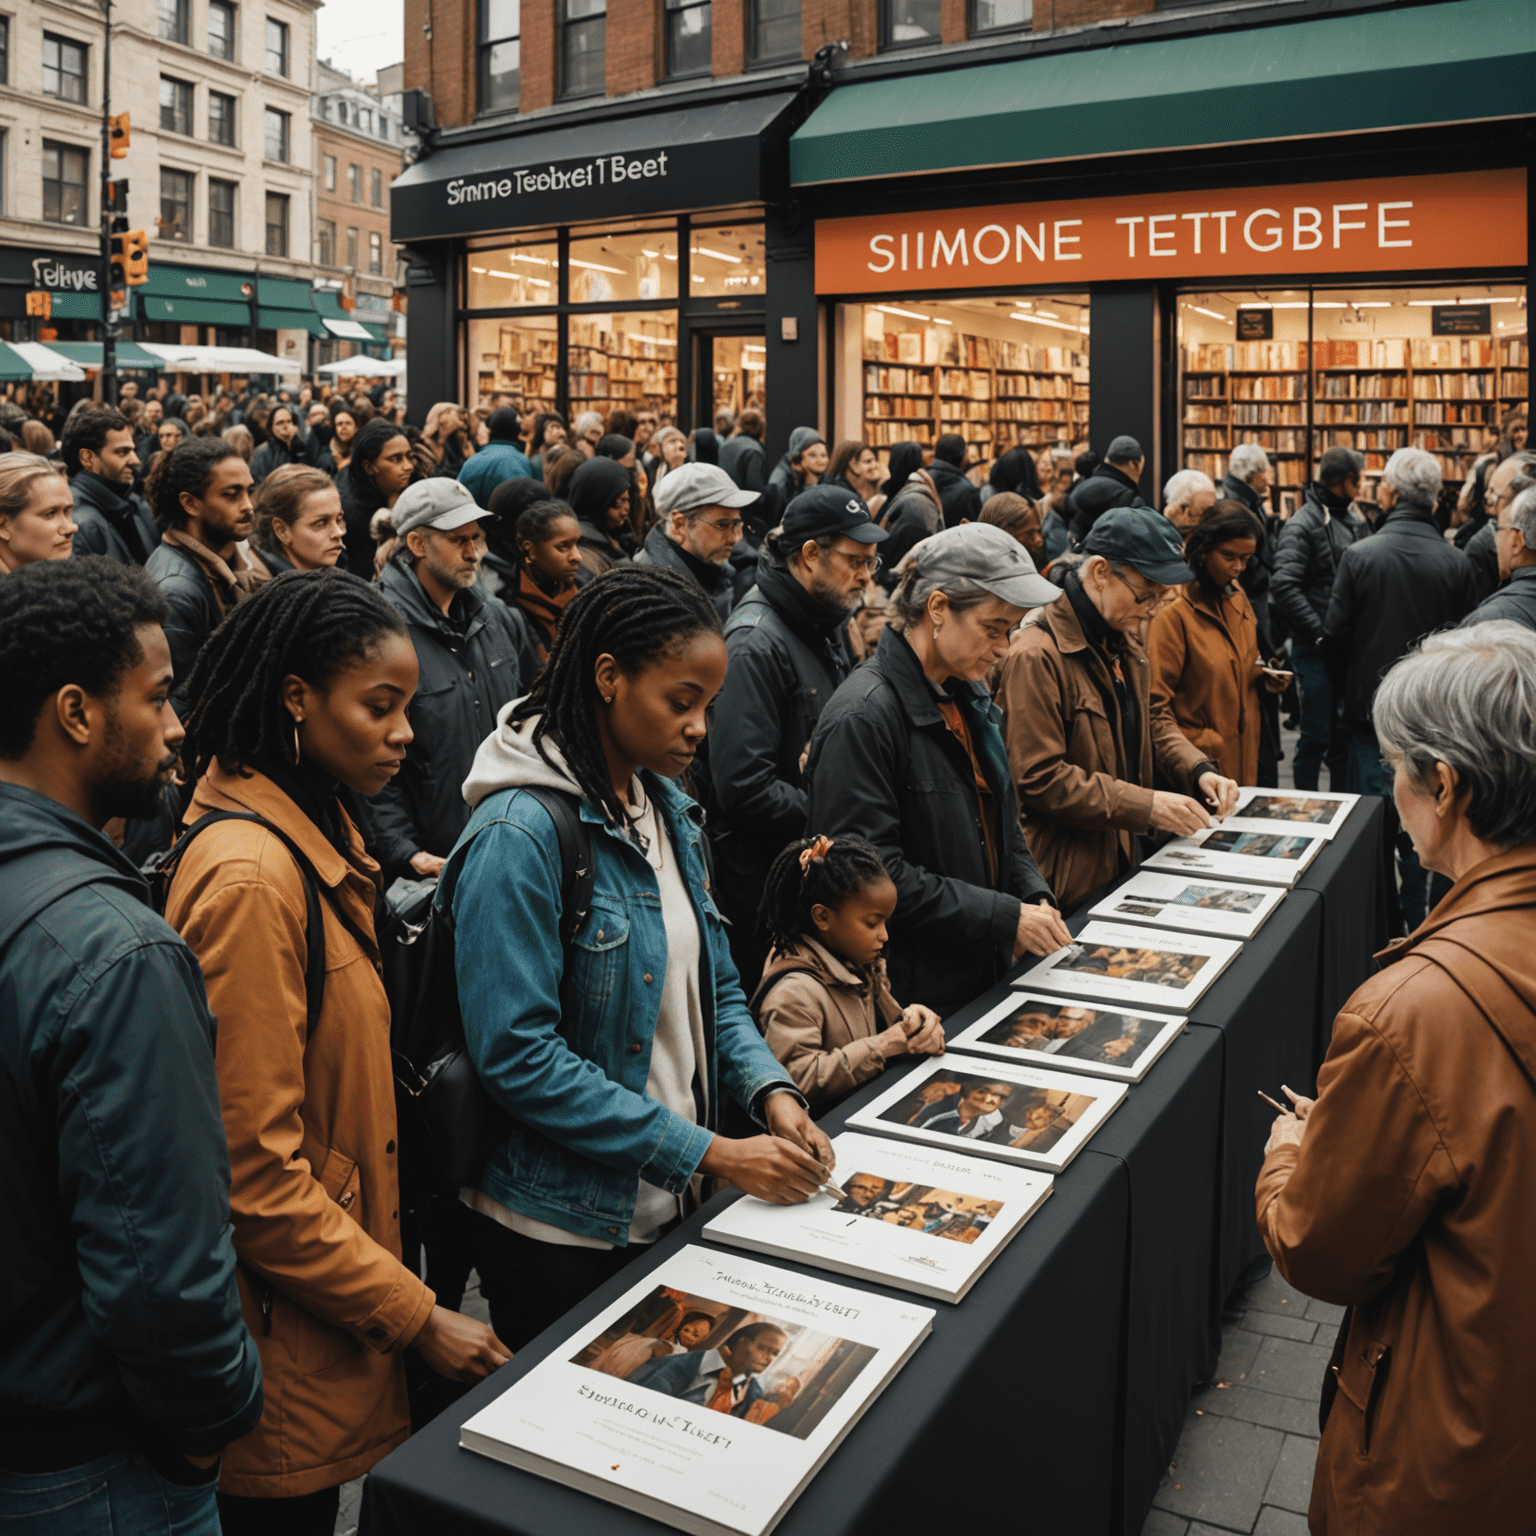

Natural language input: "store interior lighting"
[872,303,939,324]
[692,246,743,264]
[569,259,624,273]
[1012,311,1089,333]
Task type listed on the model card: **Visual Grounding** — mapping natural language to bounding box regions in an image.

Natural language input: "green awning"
[47,291,105,319]
[0,341,33,381]
[43,341,166,371]
[790,0,1536,185]
[139,264,252,303]
[310,289,349,321]
[258,276,315,308]
[258,306,326,336]
[137,295,251,325]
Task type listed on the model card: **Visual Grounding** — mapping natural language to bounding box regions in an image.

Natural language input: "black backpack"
[385,786,593,1191]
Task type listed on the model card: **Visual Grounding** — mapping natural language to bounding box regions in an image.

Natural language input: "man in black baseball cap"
[1065,434,1148,547]
[698,484,887,982]
[995,507,1240,909]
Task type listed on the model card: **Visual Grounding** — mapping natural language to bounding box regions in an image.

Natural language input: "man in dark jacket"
[0,559,263,1525]
[635,462,756,623]
[1272,447,1369,791]
[1066,435,1146,546]
[1323,447,1479,928]
[1223,441,1283,782]
[1464,452,1536,602]
[719,408,767,493]
[700,486,883,984]
[63,408,158,565]
[373,479,530,883]
[1463,486,1536,631]
[929,434,983,528]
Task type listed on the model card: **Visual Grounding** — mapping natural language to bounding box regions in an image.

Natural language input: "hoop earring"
[291,719,302,766]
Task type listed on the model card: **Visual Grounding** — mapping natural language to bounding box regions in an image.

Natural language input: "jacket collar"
[1038,588,1091,655]
[766,933,871,992]
[1096,462,1140,494]
[642,523,729,594]
[874,625,945,727]
[0,780,149,897]
[380,555,486,641]
[1379,843,1536,965]
[1380,500,1439,532]
[1507,564,1536,587]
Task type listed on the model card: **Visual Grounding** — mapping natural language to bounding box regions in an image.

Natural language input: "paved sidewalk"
[1140,1266,1341,1536]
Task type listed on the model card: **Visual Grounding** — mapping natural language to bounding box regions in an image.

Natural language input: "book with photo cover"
[1087,871,1287,941]
[460,1245,933,1536]
[1012,921,1244,1011]
[846,1055,1126,1173]
[1141,824,1326,887]
[948,993,1187,1083]
[1215,787,1359,842]
[704,1132,1052,1304]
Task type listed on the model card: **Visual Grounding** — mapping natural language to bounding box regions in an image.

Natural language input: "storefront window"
[836,294,1089,472]
[467,313,559,410]
[466,234,560,308]
[710,335,766,419]
[569,228,678,303]
[569,312,678,423]
[689,225,765,298]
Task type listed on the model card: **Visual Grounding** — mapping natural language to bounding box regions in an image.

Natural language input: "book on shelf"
[1086,872,1286,942]
[1012,922,1244,1012]
[1313,339,1406,369]
[703,1132,1052,1304]
[1218,787,1359,842]
[1410,337,1496,368]
[1186,341,1309,372]
[947,993,1186,1083]
[460,1244,934,1536]
[1231,374,1308,401]
[1142,825,1327,887]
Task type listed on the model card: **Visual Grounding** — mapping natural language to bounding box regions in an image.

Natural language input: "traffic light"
[106,178,129,216]
[109,114,130,158]
[109,233,127,290]
[123,230,150,286]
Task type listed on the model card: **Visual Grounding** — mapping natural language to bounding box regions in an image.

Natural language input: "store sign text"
[447,152,670,209]
[33,256,97,291]
[816,170,1525,292]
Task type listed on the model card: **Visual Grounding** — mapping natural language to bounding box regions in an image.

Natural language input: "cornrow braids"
[760,833,891,956]
[511,564,721,831]
[180,567,406,783]
[144,435,243,533]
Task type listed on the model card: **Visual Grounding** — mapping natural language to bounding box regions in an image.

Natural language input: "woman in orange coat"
[1147,500,1285,787]
[165,570,508,1536]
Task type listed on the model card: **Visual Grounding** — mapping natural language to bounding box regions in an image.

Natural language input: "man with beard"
[63,407,158,565]
[699,485,888,984]
[0,559,264,1529]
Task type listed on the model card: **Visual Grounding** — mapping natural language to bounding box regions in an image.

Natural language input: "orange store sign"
[815,169,1526,293]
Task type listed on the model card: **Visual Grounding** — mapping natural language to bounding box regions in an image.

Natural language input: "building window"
[360,109,372,134]
[159,76,193,136]
[371,167,384,206]
[208,1,236,59]
[560,0,605,99]
[42,141,89,225]
[346,226,358,267]
[665,0,711,77]
[323,154,336,192]
[478,0,520,113]
[158,0,189,44]
[348,163,362,203]
[159,167,192,241]
[748,0,799,63]
[369,230,383,275]
[42,35,87,103]
[317,217,335,266]
[265,191,289,256]
[209,90,236,146]
[264,107,289,161]
[879,0,941,49]
[0,17,8,85]
[209,178,236,246]
[970,0,1029,32]
[265,17,289,75]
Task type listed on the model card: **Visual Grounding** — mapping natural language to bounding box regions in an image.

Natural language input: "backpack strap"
[521,786,595,966]
[147,811,328,1038]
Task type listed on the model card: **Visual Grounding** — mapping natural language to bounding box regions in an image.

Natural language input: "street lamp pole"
[98,0,117,403]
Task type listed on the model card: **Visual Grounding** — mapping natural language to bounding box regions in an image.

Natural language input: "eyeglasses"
[696,516,744,535]
[1110,568,1163,607]
[832,549,883,576]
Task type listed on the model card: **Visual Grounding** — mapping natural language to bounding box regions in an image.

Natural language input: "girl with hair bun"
[250,464,346,574]
[755,834,945,1104]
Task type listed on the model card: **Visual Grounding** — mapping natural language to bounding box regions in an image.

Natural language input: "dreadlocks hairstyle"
[180,567,406,783]
[760,833,891,956]
[511,564,721,830]
[1184,498,1265,581]
[144,435,243,533]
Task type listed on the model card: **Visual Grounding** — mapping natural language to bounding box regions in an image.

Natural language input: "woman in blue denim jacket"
[446,566,835,1349]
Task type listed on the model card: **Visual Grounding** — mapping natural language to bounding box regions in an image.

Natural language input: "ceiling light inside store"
[471,266,487,274]
[693,246,743,264]
[743,344,765,352]
[509,253,550,266]
[1240,302,1308,310]
[488,270,518,280]
[1012,312,1087,333]
[526,279,550,288]
[1188,305,1228,321]
[569,259,624,273]
[872,304,938,323]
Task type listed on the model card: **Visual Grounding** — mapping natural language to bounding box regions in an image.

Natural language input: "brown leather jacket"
[1146,581,1262,787]
[994,590,1209,910]
[756,936,903,1102]
[166,766,434,1498]
[1256,847,1536,1535]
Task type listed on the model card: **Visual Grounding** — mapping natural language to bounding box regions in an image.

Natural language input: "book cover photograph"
[846,1055,1126,1173]
[1217,787,1359,842]
[460,1245,933,1536]
[1013,922,1244,1011]
[948,993,1187,1083]
[1087,871,1287,941]
[1141,825,1326,887]
[703,1131,1053,1303]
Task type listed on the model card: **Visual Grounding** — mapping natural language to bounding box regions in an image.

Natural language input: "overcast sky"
[316,0,405,85]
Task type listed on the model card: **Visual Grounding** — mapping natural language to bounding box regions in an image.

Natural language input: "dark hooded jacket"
[69,472,159,565]
[248,430,316,486]
[989,446,1042,501]
[877,469,944,587]
[0,783,263,1471]
[1272,482,1370,646]
[928,456,982,529]
[1223,472,1278,646]
[567,456,635,578]
[719,431,767,493]
[1066,460,1146,546]
[336,463,389,579]
[633,522,735,622]
[1461,563,1536,632]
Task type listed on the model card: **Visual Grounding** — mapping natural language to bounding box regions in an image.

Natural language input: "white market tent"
[7,341,88,381]
[140,343,302,375]
[317,355,406,377]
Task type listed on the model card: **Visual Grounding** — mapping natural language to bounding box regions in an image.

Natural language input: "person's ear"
[593,653,621,706]
[800,539,821,568]
[405,527,428,561]
[54,683,94,747]
[809,901,834,934]
[669,509,689,540]
[926,591,952,629]
[279,675,308,726]
[1433,761,1464,819]
[274,519,293,550]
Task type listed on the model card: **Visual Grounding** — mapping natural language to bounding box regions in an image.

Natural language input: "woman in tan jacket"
[1256,622,1536,1534]
[1147,499,1285,787]
[165,570,507,1536]
[755,834,944,1103]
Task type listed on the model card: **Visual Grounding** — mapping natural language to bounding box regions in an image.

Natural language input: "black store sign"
[1431,304,1492,336]
[1235,308,1274,340]
[0,247,100,317]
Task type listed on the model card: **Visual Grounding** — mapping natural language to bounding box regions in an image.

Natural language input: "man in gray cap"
[995,506,1240,910]
[1066,435,1148,547]
[635,461,758,621]
[373,478,533,883]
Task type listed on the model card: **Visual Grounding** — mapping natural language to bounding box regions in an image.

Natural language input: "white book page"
[1012,922,1244,1011]
[949,992,1187,1083]
[1087,872,1286,941]
[1141,825,1326,887]
[1217,787,1359,842]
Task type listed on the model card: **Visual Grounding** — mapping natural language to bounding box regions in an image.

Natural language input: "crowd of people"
[2,372,1534,1536]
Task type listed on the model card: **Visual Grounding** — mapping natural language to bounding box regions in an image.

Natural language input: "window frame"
[746,0,800,66]
[207,0,237,60]
[368,230,384,276]
[967,0,1031,35]
[208,177,237,247]
[265,16,289,76]
[559,0,606,101]
[159,75,194,137]
[323,154,336,192]
[264,190,290,257]
[877,0,943,51]
[348,162,362,203]
[158,166,193,242]
[317,217,336,266]
[478,0,521,114]
[664,0,712,80]
[42,34,88,104]
[264,106,290,163]
[0,15,11,85]
[208,90,237,146]
[41,140,90,225]
[371,167,384,207]
[158,0,190,45]
[346,225,358,268]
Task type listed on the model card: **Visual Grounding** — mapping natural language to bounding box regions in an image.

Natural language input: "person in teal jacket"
[456,407,532,504]
[446,565,835,1350]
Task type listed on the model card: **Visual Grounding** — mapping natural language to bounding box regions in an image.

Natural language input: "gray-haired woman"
[1256,620,1536,1535]
[804,523,1073,1016]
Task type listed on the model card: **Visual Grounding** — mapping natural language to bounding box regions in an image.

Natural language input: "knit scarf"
[517,566,578,658]
[162,527,270,615]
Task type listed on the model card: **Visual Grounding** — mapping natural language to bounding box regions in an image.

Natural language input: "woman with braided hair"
[755,834,945,1105]
[450,563,835,1350]
[161,569,509,1535]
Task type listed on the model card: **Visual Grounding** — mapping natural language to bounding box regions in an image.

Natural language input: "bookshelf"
[476,323,558,407]
[568,317,677,419]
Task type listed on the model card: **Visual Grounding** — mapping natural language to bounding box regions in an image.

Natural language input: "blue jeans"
[0,1455,219,1535]
[1349,734,1430,930]
[1290,639,1348,792]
